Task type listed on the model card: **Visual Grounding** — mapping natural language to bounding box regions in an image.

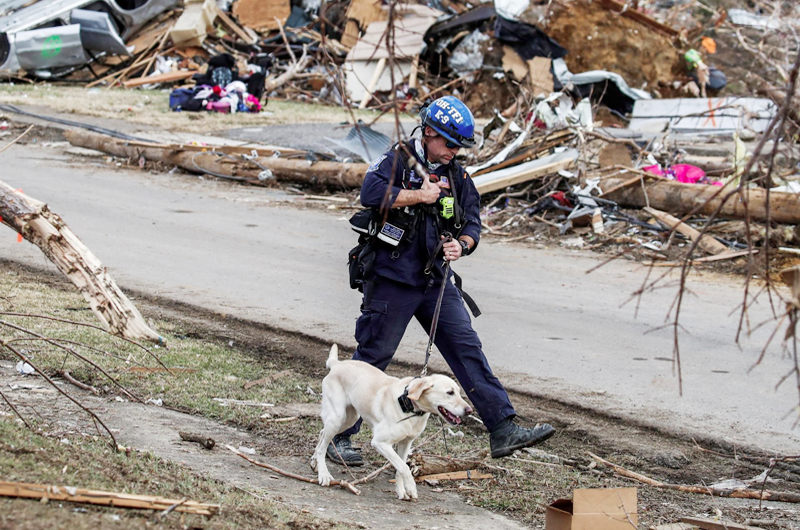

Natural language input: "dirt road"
[1,139,797,456]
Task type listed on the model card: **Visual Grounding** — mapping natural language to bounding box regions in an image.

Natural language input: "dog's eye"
[447,390,455,395]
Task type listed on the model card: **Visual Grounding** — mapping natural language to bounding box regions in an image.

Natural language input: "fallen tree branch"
[600,175,800,225]
[64,130,369,188]
[59,370,99,396]
[224,445,360,495]
[588,452,800,503]
[0,481,218,515]
[0,319,142,402]
[0,312,170,374]
[0,388,31,429]
[1,341,119,448]
[350,463,391,485]
[0,124,34,156]
[0,182,163,344]
[179,432,215,450]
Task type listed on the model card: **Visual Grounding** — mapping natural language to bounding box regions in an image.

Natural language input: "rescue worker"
[329,96,555,465]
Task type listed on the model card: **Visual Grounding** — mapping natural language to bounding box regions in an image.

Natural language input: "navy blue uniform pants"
[342,275,516,436]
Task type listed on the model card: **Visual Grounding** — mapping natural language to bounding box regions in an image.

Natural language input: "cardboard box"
[170,0,217,48]
[546,488,638,530]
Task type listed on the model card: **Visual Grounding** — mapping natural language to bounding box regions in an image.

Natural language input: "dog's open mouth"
[438,406,462,425]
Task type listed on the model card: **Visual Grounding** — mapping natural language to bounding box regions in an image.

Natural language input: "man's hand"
[443,236,462,261]
[417,174,443,204]
[393,173,444,208]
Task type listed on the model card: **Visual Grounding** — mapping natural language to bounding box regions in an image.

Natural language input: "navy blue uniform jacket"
[360,144,482,287]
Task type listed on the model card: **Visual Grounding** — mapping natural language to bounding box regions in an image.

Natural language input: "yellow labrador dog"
[312,344,472,500]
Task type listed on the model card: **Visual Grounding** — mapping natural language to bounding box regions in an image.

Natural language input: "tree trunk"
[0,181,163,344]
[64,130,369,188]
[600,175,800,225]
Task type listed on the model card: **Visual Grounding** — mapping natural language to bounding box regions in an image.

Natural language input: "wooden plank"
[232,0,290,31]
[680,516,761,530]
[644,207,729,255]
[646,249,758,267]
[359,57,386,109]
[215,6,257,44]
[600,0,679,37]
[122,70,196,88]
[473,151,577,195]
[342,0,386,48]
[417,470,493,481]
[0,481,219,515]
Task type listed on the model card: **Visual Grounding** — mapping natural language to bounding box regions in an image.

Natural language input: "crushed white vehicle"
[0,0,178,76]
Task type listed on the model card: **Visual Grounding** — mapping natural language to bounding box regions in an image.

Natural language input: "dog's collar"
[398,386,425,416]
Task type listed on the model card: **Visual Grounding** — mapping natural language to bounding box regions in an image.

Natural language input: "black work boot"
[490,418,555,459]
[326,434,364,466]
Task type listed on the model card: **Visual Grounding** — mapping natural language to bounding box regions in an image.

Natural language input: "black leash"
[422,233,452,376]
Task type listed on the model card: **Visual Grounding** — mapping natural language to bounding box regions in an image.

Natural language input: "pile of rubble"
[2,0,799,268]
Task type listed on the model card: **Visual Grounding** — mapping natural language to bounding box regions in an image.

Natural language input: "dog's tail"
[326,344,339,370]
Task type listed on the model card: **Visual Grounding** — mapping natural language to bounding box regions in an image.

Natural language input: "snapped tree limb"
[64,129,369,188]
[0,181,163,344]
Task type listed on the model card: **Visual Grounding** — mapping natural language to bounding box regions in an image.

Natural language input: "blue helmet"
[420,96,475,148]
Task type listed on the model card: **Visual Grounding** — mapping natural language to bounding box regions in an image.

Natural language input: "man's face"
[423,127,460,165]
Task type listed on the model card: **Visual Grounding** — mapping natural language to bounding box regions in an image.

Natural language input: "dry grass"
[0,419,352,530]
[0,84,413,131]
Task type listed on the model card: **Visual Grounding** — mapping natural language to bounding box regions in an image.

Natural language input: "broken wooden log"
[179,431,215,450]
[644,207,730,255]
[600,175,800,225]
[64,130,369,188]
[408,453,480,477]
[0,480,219,515]
[588,452,800,503]
[0,181,163,344]
[680,516,763,530]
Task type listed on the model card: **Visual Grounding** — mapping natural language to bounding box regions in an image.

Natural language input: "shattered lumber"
[121,70,197,88]
[64,130,369,188]
[644,207,729,255]
[588,453,800,503]
[680,516,763,530]
[599,0,679,37]
[0,481,219,515]
[408,453,480,477]
[600,175,800,225]
[0,181,162,344]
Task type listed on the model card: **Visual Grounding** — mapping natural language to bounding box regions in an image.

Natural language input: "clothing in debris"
[494,16,568,61]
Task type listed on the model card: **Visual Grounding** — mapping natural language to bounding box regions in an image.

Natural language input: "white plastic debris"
[446,428,464,438]
[494,0,529,20]
[238,445,256,455]
[562,237,585,249]
[448,30,490,75]
[15,361,35,375]
[146,398,163,407]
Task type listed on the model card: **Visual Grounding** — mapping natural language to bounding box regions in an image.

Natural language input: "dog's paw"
[404,482,418,501]
[395,481,410,501]
[318,470,334,487]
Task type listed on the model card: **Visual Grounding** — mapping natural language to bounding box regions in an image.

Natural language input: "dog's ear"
[407,378,434,401]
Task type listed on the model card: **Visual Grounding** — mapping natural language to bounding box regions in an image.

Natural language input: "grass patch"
[0,418,349,530]
[0,84,414,131]
[0,267,319,432]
